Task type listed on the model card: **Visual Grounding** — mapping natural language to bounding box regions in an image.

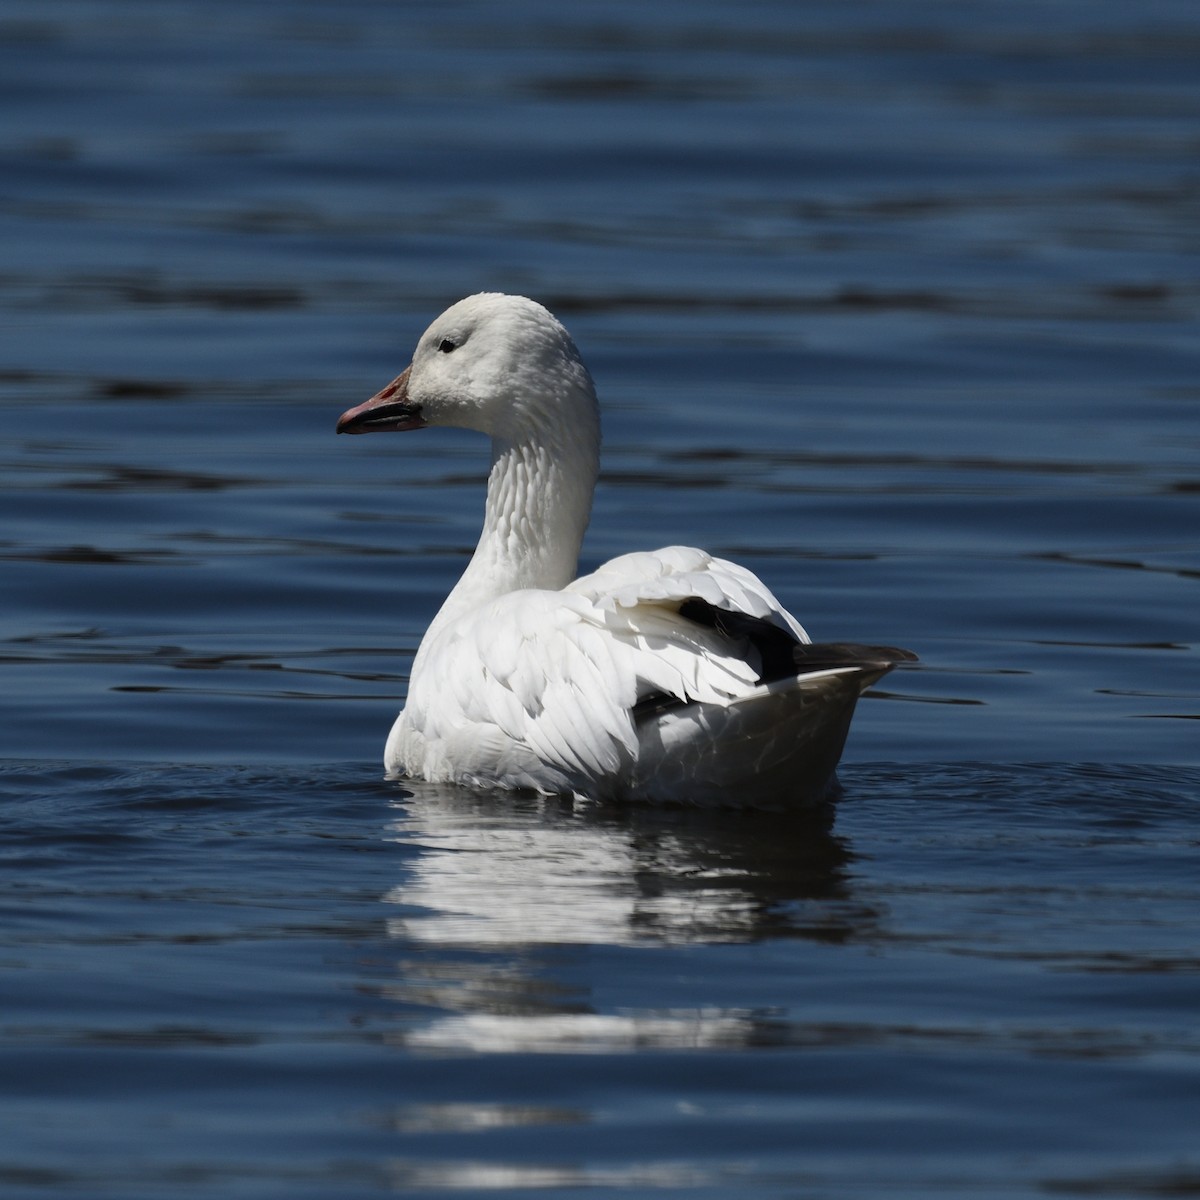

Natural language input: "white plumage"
[337,294,913,807]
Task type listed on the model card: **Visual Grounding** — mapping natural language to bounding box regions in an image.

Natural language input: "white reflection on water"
[397,1010,764,1055]
[385,1158,718,1191]
[378,1102,586,1133]
[377,781,868,1054]
[381,781,855,948]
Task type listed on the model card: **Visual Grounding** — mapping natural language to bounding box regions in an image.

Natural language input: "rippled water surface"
[2,2,1198,1197]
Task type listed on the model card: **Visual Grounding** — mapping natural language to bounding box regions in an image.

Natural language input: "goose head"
[336,293,599,446]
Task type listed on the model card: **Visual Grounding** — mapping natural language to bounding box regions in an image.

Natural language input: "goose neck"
[427,428,598,636]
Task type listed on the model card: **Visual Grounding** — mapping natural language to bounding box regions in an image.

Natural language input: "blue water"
[2,2,1198,1197]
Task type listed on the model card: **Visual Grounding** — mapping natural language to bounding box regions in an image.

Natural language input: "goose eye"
[437,338,457,354]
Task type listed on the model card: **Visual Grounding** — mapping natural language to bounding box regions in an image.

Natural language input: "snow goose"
[337,293,914,807]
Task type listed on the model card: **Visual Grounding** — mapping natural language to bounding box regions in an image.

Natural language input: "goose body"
[337,294,913,806]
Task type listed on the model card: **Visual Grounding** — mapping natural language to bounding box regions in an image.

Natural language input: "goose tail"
[628,644,915,809]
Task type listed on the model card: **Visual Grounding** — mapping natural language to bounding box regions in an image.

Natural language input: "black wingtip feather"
[678,597,917,684]
[791,642,919,675]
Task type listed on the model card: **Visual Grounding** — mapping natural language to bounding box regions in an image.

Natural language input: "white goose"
[337,293,913,807]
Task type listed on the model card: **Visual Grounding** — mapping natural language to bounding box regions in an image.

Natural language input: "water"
[2,2,1198,1196]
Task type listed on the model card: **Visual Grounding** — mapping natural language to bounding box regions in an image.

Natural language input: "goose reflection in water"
[374,782,882,1055]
